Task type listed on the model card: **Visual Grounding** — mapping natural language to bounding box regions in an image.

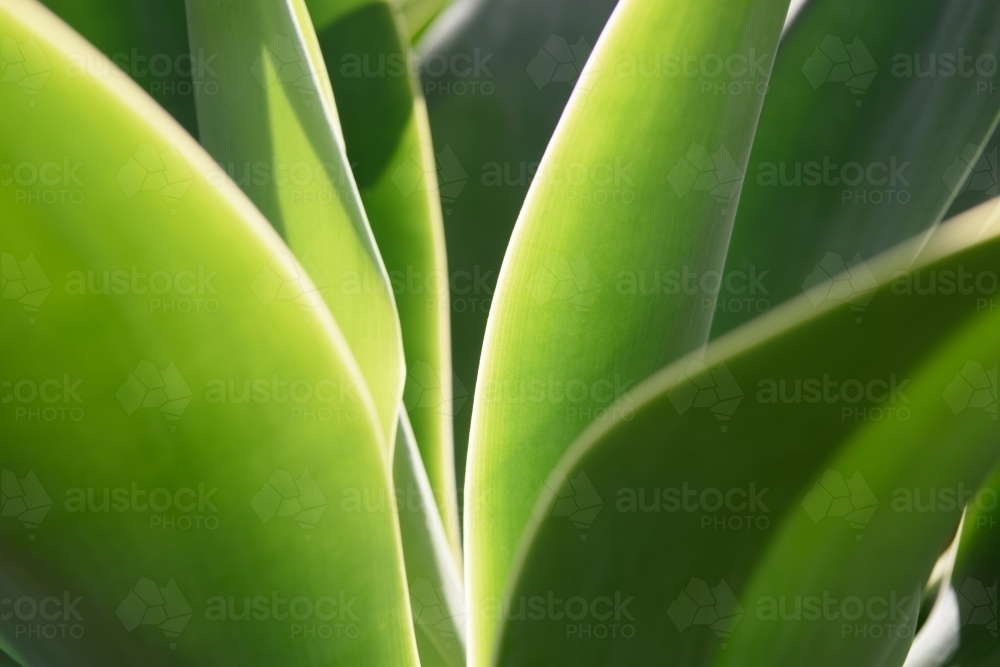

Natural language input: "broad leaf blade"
[712,0,1000,337]
[310,0,460,552]
[464,0,791,663]
[419,0,620,501]
[495,201,1000,666]
[185,0,404,447]
[0,2,419,665]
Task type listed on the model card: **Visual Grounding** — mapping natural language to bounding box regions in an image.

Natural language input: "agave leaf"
[418,0,619,501]
[394,410,467,667]
[903,466,1000,667]
[0,2,419,665]
[38,0,197,135]
[463,0,792,663]
[184,0,404,447]
[712,0,1000,337]
[494,200,1000,666]
[308,0,460,552]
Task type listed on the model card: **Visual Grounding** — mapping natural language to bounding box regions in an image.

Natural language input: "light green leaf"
[38,0,198,135]
[309,0,460,553]
[494,200,1000,666]
[394,410,467,667]
[418,0,619,502]
[464,0,792,663]
[0,1,418,665]
[185,0,404,447]
[712,0,1000,337]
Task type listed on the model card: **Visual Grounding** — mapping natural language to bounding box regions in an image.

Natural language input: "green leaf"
[419,0,619,503]
[184,0,404,447]
[712,0,1000,337]
[494,201,1000,666]
[394,410,467,667]
[309,0,461,553]
[463,0,792,663]
[0,1,419,665]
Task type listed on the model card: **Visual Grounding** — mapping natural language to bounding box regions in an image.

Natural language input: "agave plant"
[1,0,997,666]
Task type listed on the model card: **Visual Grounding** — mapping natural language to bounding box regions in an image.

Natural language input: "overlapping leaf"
[308,0,460,550]
[495,201,1000,666]
[418,0,619,492]
[185,0,403,446]
[463,0,792,664]
[713,0,1000,337]
[0,2,418,665]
